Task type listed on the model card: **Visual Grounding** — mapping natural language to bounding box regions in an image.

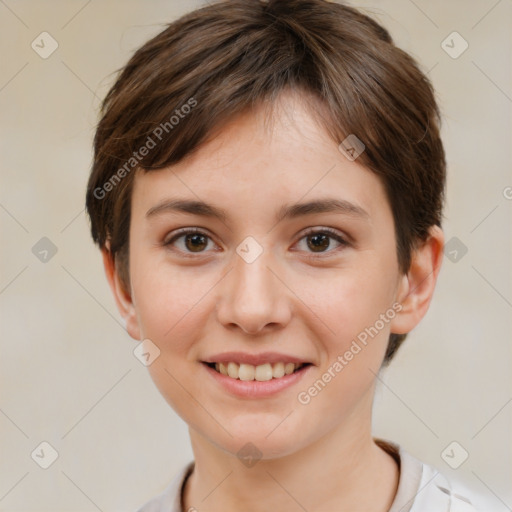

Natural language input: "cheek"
[130,262,210,417]
[293,270,395,424]
[129,245,210,343]
[301,260,398,342]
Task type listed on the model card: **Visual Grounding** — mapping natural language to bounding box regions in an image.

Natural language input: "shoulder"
[135,461,194,512]
[409,454,479,512]
[376,439,480,512]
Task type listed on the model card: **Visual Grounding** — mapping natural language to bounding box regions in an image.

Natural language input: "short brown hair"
[85,0,446,364]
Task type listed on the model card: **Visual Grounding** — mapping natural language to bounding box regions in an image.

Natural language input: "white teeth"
[214,362,305,380]
[284,362,295,375]
[239,363,255,381]
[227,362,238,379]
[254,363,273,381]
[272,361,285,378]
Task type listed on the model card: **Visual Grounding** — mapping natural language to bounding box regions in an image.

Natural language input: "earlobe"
[101,247,141,341]
[390,225,445,335]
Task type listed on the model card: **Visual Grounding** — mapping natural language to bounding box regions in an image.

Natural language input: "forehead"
[131,91,391,225]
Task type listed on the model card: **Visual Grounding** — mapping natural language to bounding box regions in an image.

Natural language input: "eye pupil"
[169,229,343,257]
[307,233,330,252]
[185,233,207,252]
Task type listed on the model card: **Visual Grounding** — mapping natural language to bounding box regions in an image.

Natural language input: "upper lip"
[202,351,312,366]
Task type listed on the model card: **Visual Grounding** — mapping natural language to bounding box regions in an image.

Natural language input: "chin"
[208,422,308,462]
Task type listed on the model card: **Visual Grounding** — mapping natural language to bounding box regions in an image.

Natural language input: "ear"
[101,247,141,341]
[390,225,444,335]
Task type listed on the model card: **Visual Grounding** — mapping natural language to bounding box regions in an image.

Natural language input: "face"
[115,92,418,459]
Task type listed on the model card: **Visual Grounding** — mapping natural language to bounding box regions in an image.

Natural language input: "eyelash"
[163,227,350,258]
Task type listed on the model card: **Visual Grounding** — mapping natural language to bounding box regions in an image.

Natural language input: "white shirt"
[136,439,479,512]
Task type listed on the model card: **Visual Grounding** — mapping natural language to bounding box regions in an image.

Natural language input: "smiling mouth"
[204,361,312,381]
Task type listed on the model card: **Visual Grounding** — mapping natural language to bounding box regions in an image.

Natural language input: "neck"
[182,404,399,512]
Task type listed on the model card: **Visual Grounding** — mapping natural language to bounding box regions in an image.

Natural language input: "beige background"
[1,0,511,510]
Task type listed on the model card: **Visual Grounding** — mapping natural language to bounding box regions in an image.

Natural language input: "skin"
[103,90,444,511]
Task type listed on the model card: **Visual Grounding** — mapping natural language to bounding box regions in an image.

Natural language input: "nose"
[215,246,292,335]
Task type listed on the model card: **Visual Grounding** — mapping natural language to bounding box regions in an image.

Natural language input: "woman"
[85,1,479,510]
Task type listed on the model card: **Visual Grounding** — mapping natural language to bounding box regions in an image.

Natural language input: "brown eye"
[296,228,349,256]
[164,228,215,255]
[183,233,208,252]
[306,233,331,252]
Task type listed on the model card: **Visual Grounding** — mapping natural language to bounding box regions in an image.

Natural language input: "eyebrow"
[146,197,369,223]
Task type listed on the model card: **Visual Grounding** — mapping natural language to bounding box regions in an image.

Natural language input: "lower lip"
[202,363,313,399]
